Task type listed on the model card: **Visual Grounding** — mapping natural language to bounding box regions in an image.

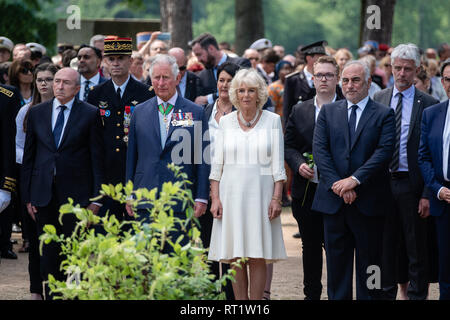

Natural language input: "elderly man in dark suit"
[418,58,450,300]
[373,43,439,300]
[21,68,104,299]
[189,33,251,106]
[125,54,209,248]
[285,55,344,300]
[312,61,395,300]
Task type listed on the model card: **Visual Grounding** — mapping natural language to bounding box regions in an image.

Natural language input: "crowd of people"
[0,30,449,301]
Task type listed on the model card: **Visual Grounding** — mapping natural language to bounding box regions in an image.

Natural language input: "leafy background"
[1,0,448,56]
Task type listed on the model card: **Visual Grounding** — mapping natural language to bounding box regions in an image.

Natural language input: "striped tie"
[390,92,403,171]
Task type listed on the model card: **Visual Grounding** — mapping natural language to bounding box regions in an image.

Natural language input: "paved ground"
[0,207,439,300]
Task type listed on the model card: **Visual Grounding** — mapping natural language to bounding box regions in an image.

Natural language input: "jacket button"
[116,123,121,127]
[116,148,120,152]
[117,111,121,115]
[116,136,120,139]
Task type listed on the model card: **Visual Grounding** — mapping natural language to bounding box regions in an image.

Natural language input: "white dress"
[208,110,287,263]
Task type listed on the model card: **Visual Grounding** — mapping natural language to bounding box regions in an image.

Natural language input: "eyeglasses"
[20,67,34,74]
[314,73,336,80]
[36,77,54,84]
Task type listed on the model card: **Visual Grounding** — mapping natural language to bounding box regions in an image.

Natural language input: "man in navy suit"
[125,54,210,246]
[76,45,107,101]
[418,58,450,300]
[312,61,395,300]
[21,68,104,299]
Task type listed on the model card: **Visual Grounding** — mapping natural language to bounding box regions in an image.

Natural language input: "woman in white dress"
[209,68,287,300]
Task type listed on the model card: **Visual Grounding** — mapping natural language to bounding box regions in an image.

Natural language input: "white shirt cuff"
[207,94,214,104]
[195,198,208,204]
[351,175,361,185]
[437,187,444,200]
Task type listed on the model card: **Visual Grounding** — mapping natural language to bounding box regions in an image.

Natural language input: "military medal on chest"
[172,110,194,127]
[123,105,135,144]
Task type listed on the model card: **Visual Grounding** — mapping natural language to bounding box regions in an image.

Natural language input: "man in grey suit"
[373,43,439,300]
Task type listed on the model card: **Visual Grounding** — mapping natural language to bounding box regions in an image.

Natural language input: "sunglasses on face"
[20,67,34,74]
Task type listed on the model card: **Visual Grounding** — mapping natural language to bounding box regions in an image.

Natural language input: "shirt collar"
[304,67,313,81]
[180,72,187,85]
[347,95,370,111]
[157,91,178,107]
[80,72,100,85]
[217,53,227,68]
[314,94,337,109]
[53,97,75,111]
[393,84,415,99]
[112,75,131,93]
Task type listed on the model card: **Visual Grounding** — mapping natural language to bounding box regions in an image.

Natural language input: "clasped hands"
[331,176,358,204]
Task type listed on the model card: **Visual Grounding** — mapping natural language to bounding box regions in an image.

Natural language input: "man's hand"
[194,201,207,218]
[342,190,357,204]
[194,96,209,105]
[26,202,38,221]
[332,177,358,197]
[210,197,223,219]
[418,198,430,218]
[299,163,314,180]
[439,187,450,203]
[87,203,101,215]
[125,202,134,217]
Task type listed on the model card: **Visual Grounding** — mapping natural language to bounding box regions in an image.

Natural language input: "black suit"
[0,85,20,256]
[21,98,104,299]
[373,87,439,300]
[87,77,153,227]
[312,98,395,300]
[282,69,344,127]
[197,55,251,98]
[284,96,344,299]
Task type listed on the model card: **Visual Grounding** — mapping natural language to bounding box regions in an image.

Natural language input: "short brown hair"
[313,55,339,75]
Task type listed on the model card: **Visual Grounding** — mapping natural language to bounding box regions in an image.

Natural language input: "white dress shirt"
[79,73,101,101]
[112,75,131,98]
[15,103,31,164]
[303,67,314,89]
[346,95,370,129]
[52,97,74,146]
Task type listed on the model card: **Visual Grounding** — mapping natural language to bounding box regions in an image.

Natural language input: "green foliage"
[39,164,237,300]
[0,1,56,54]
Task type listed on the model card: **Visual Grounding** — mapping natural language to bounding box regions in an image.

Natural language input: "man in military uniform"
[0,84,20,259]
[282,41,328,127]
[87,37,153,226]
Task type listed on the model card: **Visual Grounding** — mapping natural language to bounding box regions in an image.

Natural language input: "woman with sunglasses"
[8,59,35,105]
[15,62,58,300]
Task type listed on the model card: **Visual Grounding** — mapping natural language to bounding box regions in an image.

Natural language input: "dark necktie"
[117,87,122,101]
[390,92,403,172]
[83,80,90,101]
[349,104,358,146]
[53,105,67,148]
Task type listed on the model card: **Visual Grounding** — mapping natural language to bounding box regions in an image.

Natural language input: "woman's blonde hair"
[229,68,268,110]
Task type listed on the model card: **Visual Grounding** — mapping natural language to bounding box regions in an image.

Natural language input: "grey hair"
[229,68,268,110]
[149,54,179,79]
[89,34,105,46]
[391,43,421,67]
[342,60,371,83]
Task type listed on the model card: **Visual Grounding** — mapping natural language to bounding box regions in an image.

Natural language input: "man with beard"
[77,45,107,101]
[190,33,250,106]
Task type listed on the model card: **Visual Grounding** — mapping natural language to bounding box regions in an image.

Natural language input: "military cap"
[0,37,14,52]
[250,38,272,51]
[26,42,47,55]
[301,40,328,55]
[104,36,132,56]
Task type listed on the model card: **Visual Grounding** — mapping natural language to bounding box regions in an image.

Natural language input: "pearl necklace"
[239,109,260,127]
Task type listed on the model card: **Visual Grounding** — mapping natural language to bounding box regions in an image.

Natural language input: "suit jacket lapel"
[436,103,447,173]
[305,101,316,143]
[149,98,162,154]
[338,100,350,152]
[351,99,376,150]
[407,90,423,141]
[121,77,136,105]
[43,100,55,150]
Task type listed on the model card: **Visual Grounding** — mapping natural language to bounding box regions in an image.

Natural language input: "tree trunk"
[159,0,192,51]
[234,0,264,56]
[360,0,396,46]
